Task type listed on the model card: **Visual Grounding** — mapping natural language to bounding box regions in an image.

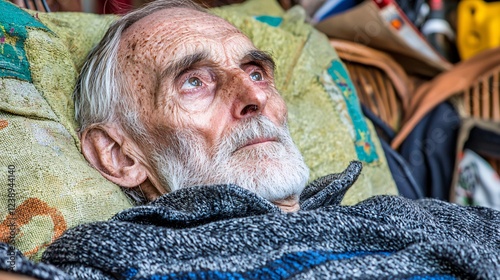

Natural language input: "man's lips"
[235,137,278,152]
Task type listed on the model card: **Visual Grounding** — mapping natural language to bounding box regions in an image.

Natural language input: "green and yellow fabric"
[0,1,131,261]
[0,0,397,261]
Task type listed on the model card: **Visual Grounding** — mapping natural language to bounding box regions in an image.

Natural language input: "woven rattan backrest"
[457,65,500,172]
[461,65,500,122]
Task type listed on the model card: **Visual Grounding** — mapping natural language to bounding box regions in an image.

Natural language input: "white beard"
[151,115,310,202]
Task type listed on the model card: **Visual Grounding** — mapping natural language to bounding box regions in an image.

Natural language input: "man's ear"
[80,126,148,188]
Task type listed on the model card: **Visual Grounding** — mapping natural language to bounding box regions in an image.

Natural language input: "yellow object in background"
[457,0,500,60]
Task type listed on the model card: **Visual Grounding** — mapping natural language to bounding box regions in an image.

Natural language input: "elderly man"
[74,0,309,211]
[1,0,499,279]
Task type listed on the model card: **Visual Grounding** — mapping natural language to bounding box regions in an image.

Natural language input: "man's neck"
[273,196,300,212]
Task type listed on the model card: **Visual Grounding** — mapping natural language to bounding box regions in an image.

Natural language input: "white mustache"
[212,115,290,157]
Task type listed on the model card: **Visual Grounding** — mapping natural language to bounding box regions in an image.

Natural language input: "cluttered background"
[9,0,500,209]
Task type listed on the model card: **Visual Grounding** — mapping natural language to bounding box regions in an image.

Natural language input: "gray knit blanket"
[1,161,500,279]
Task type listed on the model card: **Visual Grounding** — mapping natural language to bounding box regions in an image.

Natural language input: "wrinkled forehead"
[118,8,251,65]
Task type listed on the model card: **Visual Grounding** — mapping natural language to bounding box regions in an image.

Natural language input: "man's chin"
[226,156,309,202]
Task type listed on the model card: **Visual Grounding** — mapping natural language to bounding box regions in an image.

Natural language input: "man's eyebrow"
[160,51,210,80]
[243,50,275,72]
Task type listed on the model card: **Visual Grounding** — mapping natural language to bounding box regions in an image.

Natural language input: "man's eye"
[250,72,263,81]
[182,77,203,89]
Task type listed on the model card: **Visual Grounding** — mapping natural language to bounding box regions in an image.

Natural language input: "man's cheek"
[269,96,288,124]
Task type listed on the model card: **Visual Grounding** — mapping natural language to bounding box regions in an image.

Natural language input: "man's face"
[117,8,309,202]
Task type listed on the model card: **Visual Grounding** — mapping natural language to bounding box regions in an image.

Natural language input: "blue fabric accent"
[407,276,456,280]
[129,250,392,279]
[123,267,138,280]
[327,60,379,163]
[253,15,283,27]
[0,0,49,82]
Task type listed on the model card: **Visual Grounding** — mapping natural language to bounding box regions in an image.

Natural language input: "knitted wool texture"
[1,162,499,279]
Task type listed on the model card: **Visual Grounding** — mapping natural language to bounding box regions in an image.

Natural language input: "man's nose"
[231,73,268,119]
